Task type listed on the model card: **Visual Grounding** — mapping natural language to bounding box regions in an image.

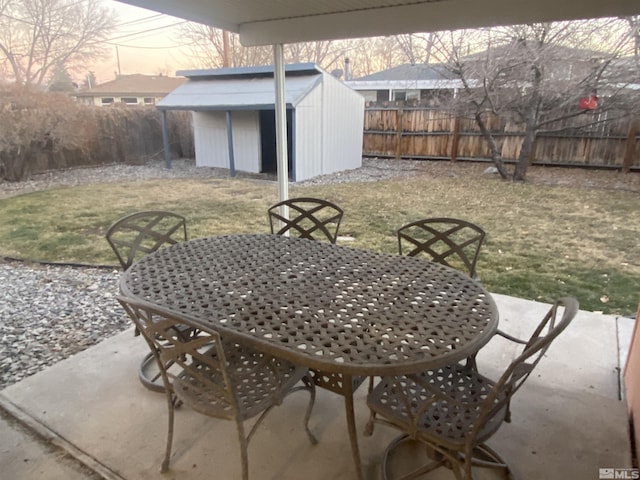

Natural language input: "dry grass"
[0,162,638,315]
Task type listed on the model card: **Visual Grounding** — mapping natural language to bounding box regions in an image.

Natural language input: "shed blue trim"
[176,63,322,80]
[157,104,294,111]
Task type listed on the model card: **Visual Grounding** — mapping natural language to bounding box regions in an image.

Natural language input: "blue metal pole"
[161,109,171,169]
[226,110,236,177]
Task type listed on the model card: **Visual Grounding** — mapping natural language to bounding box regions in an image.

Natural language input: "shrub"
[0,85,193,182]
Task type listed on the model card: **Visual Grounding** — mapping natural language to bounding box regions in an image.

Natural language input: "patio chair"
[268,197,344,243]
[117,295,317,480]
[365,297,578,480]
[397,217,486,280]
[106,210,189,392]
[105,210,187,271]
[268,197,367,406]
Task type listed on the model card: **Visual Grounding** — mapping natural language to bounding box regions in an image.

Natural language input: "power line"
[1,4,183,40]
[113,13,165,28]
[106,41,196,49]
[103,20,188,43]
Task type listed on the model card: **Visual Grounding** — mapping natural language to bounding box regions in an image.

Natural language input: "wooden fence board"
[362,107,639,169]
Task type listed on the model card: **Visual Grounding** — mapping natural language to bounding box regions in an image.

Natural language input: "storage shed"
[157,63,364,182]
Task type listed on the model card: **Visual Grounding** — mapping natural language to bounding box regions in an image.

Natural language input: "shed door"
[259,109,293,178]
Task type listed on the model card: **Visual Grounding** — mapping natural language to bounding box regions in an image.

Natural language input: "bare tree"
[393,33,446,65]
[437,19,638,181]
[285,41,330,64]
[336,38,377,78]
[179,22,354,73]
[626,16,640,57]
[0,0,117,86]
[179,24,272,68]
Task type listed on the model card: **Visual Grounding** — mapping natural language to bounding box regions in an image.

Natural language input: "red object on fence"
[579,95,598,110]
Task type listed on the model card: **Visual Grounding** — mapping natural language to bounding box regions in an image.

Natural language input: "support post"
[274,44,289,201]
[161,109,171,169]
[273,43,289,222]
[225,110,236,177]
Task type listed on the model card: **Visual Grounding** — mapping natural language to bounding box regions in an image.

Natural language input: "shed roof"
[177,63,323,80]
[157,65,324,110]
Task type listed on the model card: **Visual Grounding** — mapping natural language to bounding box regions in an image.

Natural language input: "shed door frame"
[259,108,295,180]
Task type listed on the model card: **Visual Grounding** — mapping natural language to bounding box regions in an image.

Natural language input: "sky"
[91,1,194,83]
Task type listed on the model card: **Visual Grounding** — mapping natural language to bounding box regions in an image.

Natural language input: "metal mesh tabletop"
[120,234,498,376]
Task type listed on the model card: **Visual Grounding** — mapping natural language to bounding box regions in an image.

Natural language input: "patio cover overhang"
[115,0,640,202]
[115,0,638,46]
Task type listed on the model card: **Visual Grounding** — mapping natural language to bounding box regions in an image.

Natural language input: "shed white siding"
[193,111,261,173]
[322,73,365,175]
[193,112,227,168]
[293,85,323,181]
[230,111,261,173]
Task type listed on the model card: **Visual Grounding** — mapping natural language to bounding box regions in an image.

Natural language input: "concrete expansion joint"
[0,393,125,480]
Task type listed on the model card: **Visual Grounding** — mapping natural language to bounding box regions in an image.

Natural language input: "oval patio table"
[119,234,499,479]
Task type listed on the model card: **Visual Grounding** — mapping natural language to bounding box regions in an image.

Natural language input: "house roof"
[157,65,326,110]
[76,74,186,97]
[461,41,611,63]
[354,64,455,82]
[115,0,638,46]
[347,63,463,90]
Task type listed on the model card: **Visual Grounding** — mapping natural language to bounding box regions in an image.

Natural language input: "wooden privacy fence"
[363,107,640,171]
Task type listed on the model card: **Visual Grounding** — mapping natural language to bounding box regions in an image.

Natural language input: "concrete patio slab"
[0,294,632,480]
[0,411,98,480]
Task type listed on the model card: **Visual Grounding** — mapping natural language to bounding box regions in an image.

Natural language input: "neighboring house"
[347,44,636,107]
[346,64,464,105]
[460,42,608,81]
[157,63,364,182]
[459,41,640,113]
[75,74,186,106]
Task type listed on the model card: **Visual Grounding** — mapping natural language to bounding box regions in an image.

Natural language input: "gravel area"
[0,157,422,200]
[0,263,124,389]
[1,157,638,390]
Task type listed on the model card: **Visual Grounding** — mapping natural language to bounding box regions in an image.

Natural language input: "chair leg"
[138,351,167,393]
[467,443,514,479]
[302,375,318,445]
[236,419,250,480]
[363,377,377,436]
[364,409,377,437]
[381,434,447,480]
[161,390,175,473]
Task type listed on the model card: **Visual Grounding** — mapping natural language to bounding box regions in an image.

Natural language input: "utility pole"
[222,30,230,67]
[115,45,122,76]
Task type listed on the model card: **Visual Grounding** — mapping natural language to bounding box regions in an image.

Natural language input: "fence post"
[450,116,460,162]
[395,106,403,161]
[623,120,639,173]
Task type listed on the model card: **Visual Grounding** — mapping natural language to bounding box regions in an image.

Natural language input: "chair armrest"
[495,329,528,345]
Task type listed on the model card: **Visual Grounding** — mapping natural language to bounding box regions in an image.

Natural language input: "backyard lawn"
[0,161,638,315]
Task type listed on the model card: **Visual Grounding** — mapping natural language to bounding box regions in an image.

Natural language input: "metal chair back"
[472,297,578,438]
[106,210,187,270]
[397,217,486,278]
[268,197,344,243]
